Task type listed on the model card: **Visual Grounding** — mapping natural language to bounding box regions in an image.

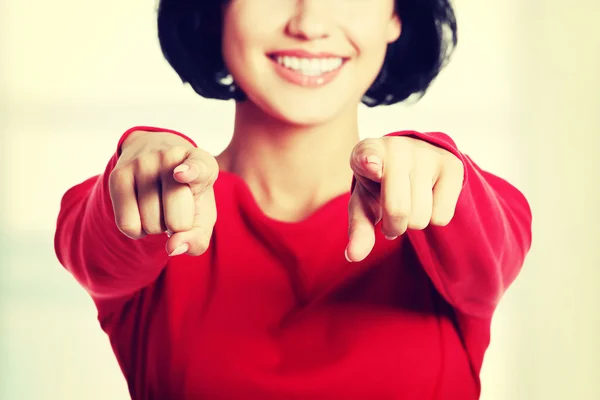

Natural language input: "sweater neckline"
[216,170,351,231]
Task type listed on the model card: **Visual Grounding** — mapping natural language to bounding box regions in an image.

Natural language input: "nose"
[286,0,331,40]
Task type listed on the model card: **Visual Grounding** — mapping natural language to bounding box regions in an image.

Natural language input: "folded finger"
[165,187,217,257]
[161,171,195,233]
[108,166,145,239]
[381,160,411,238]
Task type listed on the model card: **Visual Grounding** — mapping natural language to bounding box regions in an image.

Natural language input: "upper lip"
[268,49,348,59]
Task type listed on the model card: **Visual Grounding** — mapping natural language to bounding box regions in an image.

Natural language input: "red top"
[54,126,532,400]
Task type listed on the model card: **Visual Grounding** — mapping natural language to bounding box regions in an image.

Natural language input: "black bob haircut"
[157,0,457,107]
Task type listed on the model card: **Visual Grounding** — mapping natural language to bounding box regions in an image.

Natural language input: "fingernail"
[385,235,398,241]
[174,164,190,174]
[345,248,353,263]
[365,155,381,167]
[168,243,189,257]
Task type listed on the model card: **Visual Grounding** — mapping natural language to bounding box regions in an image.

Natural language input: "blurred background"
[1,0,598,399]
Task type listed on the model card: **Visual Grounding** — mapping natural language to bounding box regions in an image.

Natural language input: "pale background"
[1,0,598,399]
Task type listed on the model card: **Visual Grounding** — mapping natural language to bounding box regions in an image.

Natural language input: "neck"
[217,101,359,222]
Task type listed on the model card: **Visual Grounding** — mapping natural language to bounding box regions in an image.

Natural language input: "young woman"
[55,0,532,398]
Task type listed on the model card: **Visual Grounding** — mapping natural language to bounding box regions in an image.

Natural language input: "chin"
[272,103,350,127]
[247,89,359,127]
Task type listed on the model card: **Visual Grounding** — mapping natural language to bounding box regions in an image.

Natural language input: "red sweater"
[55,127,532,400]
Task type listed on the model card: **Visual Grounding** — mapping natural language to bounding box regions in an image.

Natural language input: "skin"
[111,0,464,262]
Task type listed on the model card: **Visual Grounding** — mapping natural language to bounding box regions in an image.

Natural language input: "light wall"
[0,0,598,399]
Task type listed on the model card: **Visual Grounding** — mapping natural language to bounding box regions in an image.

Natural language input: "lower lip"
[270,58,345,88]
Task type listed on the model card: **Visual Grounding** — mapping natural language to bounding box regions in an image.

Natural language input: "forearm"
[407,155,532,317]
[54,155,169,299]
[54,126,198,299]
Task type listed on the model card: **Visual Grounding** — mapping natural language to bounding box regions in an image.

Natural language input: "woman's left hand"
[346,136,464,262]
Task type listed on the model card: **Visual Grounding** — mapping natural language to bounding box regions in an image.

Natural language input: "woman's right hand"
[109,130,219,257]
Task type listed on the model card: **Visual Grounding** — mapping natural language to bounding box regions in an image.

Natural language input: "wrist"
[121,130,196,154]
[118,126,198,156]
[121,130,148,151]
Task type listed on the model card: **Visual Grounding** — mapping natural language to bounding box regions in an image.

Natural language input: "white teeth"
[276,56,343,76]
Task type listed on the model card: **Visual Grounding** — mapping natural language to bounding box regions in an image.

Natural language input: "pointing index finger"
[346,185,380,262]
[173,148,219,191]
[350,138,386,182]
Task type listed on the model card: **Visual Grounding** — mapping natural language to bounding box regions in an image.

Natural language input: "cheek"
[222,5,266,65]
[343,9,395,55]
[353,26,392,68]
[221,10,248,63]
[221,6,282,82]
[342,23,393,97]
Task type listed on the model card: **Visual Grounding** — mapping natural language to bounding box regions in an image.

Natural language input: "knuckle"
[351,141,365,157]
[142,223,163,236]
[192,152,219,182]
[360,138,379,147]
[166,219,193,233]
[195,163,212,182]
[385,204,410,220]
[387,136,408,152]
[387,212,409,222]
[348,217,363,232]
[161,146,188,165]
[135,152,160,173]
[410,167,432,182]
[109,167,129,186]
[353,139,377,157]
[117,222,143,239]
[431,213,452,227]
[383,223,406,237]
[407,217,430,230]
[139,210,164,235]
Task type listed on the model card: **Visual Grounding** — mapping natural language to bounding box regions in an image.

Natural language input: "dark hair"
[157,0,457,107]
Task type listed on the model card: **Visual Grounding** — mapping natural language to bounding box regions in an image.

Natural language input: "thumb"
[173,148,219,190]
[350,138,385,183]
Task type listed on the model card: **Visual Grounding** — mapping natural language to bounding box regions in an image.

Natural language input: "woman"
[55,0,532,399]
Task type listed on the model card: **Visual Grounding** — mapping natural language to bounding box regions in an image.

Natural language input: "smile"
[268,51,348,87]
[275,56,344,77]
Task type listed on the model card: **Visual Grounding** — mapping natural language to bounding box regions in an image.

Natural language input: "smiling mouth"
[269,55,345,77]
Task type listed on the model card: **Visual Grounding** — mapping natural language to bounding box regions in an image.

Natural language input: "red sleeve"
[387,130,533,318]
[54,126,198,303]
